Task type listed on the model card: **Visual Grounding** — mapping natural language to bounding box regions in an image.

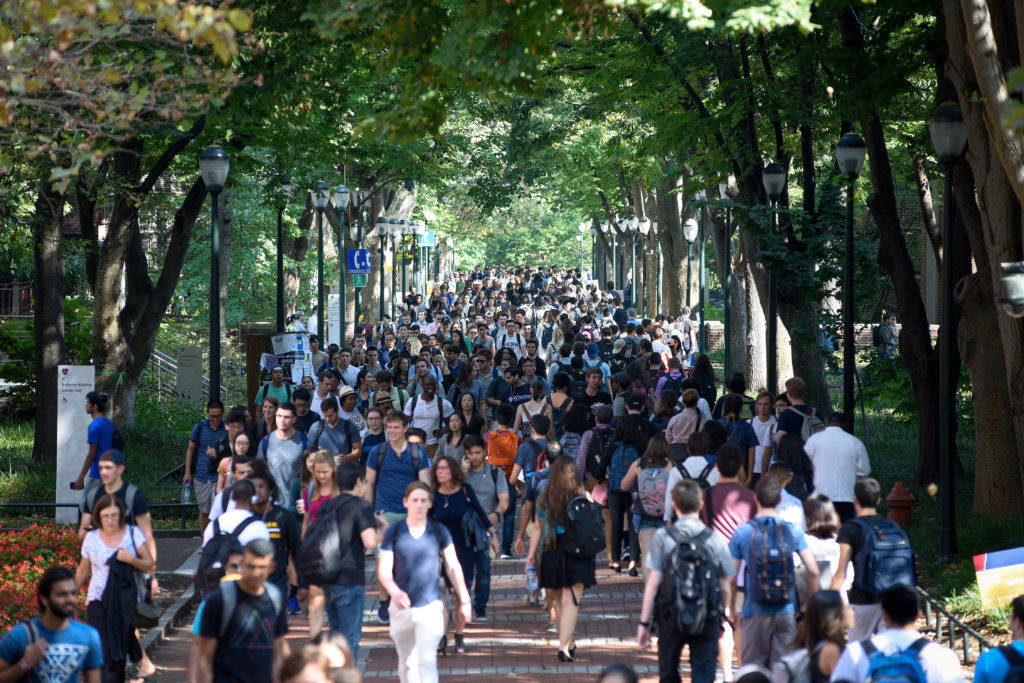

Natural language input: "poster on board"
[55,365,95,524]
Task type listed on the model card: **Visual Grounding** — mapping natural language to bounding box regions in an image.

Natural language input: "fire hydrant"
[886,481,916,527]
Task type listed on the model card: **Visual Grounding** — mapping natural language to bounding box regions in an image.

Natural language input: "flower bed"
[0,523,84,630]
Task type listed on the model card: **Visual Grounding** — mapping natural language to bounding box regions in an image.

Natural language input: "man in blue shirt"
[974,594,1024,683]
[73,391,114,496]
[0,566,103,682]
[183,400,228,534]
[728,477,819,669]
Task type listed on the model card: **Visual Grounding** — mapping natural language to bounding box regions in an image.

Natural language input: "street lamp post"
[683,218,698,311]
[617,217,627,290]
[399,220,409,304]
[719,181,731,378]
[696,191,707,351]
[274,175,292,333]
[653,220,662,313]
[836,133,867,436]
[931,102,967,563]
[639,217,651,316]
[389,219,401,320]
[628,214,639,307]
[333,186,350,344]
[199,146,229,401]
[590,226,597,282]
[376,217,388,320]
[600,221,611,288]
[763,162,787,397]
[577,221,588,276]
[312,181,330,343]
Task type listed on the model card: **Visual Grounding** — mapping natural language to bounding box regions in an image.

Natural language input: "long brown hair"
[539,456,582,527]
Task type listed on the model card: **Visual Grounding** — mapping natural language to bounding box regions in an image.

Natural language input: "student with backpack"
[199,480,271,555]
[525,456,599,664]
[618,434,672,581]
[772,589,851,683]
[728,477,820,669]
[597,415,643,575]
[775,377,826,445]
[484,404,521,558]
[637,478,735,683]
[298,450,341,640]
[973,594,1024,683]
[830,477,917,641]
[830,584,963,683]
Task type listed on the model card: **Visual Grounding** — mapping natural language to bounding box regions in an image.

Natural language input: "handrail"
[915,586,993,665]
[147,336,229,398]
[0,501,199,530]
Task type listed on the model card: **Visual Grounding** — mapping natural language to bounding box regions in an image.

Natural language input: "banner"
[55,365,95,524]
[975,546,1024,609]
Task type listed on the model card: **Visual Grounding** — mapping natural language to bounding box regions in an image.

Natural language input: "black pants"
[656,613,720,683]
[87,601,127,683]
[607,491,638,565]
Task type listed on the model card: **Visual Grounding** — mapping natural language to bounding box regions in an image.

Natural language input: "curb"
[141,544,203,655]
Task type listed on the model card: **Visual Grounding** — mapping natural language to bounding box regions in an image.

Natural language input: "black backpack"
[195,516,257,597]
[660,373,684,397]
[998,646,1024,683]
[585,427,614,480]
[112,428,126,452]
[851,518,917,596]
[297,496,359,586]
[872,325,883,347]
[563,495,606,559]
[658,527,722,635]
[677,459,716,490]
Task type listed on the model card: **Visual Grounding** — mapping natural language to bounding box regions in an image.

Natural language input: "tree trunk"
[32,182,66,462]
[742,256,768,392]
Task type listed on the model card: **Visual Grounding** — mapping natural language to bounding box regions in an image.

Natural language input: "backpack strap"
[1000,645,1024,667]
[229,516,258,541]
[436,393,444,433]
[696,462,716,488]
[904,637,930,658]
[22,619,38,645]
[220,489,231,517]
[219,580,237,641]
[704,486,716,528]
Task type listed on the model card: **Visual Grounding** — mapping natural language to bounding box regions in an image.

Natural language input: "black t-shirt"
[198,584,288,683]
[261,506,301,593]
[777,404,824,439]
[574,390,612,409]
[487,378,512,405]
[836,514,886,604]
[80,482,149,524]
[507,384,533,411]
[294,411,321,435]
[316,493,376,585]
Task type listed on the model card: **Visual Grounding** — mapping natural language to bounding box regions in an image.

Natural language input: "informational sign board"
[55,365,95,524]
[347,248,372,274]
[417,230,436,247]
[176,347,204,406]
[353,274,367,288]
[328,294,340,347]
[975,546,1024,609]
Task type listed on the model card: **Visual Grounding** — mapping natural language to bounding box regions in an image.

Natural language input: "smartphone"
[69,482,76,489]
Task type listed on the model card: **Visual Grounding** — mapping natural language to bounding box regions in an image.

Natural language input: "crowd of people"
[0,265,1002,683]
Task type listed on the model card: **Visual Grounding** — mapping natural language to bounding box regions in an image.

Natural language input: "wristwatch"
[638,620,650,628]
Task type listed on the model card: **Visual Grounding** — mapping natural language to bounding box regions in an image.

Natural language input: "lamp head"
[375,217,388,238]
[719,181,728,199]
[931,101,967,164]
[836,132,867,179]
[762,162,787,201]
[198,146,229,193]
[423,208,437,222]
[333,186,350,210]
[638,217,651,236]
[600,221,609,234]
[628,214,639,231]
[312,180,330,210]
[683,218,699,243]
[999,261,1024,318]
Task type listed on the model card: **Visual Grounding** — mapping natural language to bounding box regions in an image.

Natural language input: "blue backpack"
[608,443,639,492]
[860,637,929,683]
[746,518,796,606]
[852,518,917,596]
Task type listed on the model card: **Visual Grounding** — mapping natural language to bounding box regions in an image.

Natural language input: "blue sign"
[417,230,436,247]
[347,249,372,274]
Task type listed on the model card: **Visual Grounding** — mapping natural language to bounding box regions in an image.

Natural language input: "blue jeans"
[501,486,518,555]
[656,613,720,683]
[472,548,491,613]
[323,584,365,661]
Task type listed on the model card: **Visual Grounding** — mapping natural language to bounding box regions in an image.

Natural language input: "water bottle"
[526,565,538,592]
[182,482,194,505]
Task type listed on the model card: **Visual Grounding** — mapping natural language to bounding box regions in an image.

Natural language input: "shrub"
[0,523,84,629]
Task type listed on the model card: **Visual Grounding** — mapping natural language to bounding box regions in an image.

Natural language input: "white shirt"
[803,426,871,503]
[748,416,777,474]
[337,364,360,388]
[403,395,454,445]
[830,628,966,683]
[208,489,238,523]
[201,508,271,548]
[663,458,721,522]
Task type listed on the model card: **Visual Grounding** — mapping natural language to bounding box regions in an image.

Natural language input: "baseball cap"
[613,338,627,354]
[624,392,644,411]
[99,449,126,466]
[586,342,599,359]
[593,404,613,422]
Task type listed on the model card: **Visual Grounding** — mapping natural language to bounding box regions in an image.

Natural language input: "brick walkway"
[144,554,717,682]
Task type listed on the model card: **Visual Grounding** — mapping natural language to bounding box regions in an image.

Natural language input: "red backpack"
[486,429,520,478]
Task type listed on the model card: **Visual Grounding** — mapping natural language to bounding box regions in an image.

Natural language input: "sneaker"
[474,609,488,621]
[523,593,539,607]
[287,596,301,615]
[499,553,514,560]
[546,621,558,633]
[377,598,390,625]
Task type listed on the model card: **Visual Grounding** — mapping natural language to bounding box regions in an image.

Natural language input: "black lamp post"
[628,214,639,306]
[333,185,350,345]
[600,221,611,287]
[719,181,732,377]
[399,219,409,303]
[696,190,707,351]
[763,162,787,397]
[389,219,400,320]
[590,225,597,282]
[639,217,651,316]
[312,181,330,342]
[836,132,867,435]
[376,217,388,320]
[199,146,229,401]
[274,174,292,333]
[683,218,698,310]
[930,101,967,562]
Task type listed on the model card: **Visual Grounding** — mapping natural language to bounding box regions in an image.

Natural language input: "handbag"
[590,482,609,507]
[127,526,160,629]
[460,488,490,551]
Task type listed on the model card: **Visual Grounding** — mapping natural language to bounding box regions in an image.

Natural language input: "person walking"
[73,391,115,498]
[184,400,229,533]
[803,412,870,522]
[462,435,508,621]
[974,594,1024,683]
[256,402,308,509]
[428,455,493,654]
[526,455,596,663]
[378,481,472,683]
[299,451,340,641]
[772,589,852,683]
[0,567,103,683]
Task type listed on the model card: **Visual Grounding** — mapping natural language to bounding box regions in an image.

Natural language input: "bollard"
[886,481,916,527]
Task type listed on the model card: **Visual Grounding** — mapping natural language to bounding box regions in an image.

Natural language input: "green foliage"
[0,298,93,417]
[860,351,974,430]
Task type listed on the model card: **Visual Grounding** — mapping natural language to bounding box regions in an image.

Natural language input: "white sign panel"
[55,365,95,524]
[328,294,341,348]
[176,346,204,406]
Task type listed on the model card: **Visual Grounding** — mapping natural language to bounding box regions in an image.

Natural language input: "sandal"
[454,633,465,653]
[438,634,448,657]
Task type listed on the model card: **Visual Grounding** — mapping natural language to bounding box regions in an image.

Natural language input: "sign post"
[56,365,95,523]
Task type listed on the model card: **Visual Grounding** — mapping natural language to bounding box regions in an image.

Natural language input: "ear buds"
[252,495,260,506]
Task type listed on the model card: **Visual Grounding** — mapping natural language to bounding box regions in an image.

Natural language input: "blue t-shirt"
[728,515,808,618]
[368,443,431,513]
[515,438,548,479]
[189,420,227,483]
[721,418,759,454]
[0,618,103,682]
[86,417,115,479]
[974,641,1024,683]
[381,520,454,607]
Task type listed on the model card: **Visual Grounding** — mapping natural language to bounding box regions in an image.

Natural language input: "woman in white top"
[76,494,155,683]
[512,381,552,441]
[797,494,851,610]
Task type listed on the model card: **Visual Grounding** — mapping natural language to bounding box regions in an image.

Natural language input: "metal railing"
[147,337,229,400]
[0,501,199,530]
[916,586,994,665]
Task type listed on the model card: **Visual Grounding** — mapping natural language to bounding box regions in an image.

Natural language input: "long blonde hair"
[311,449,339,497]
